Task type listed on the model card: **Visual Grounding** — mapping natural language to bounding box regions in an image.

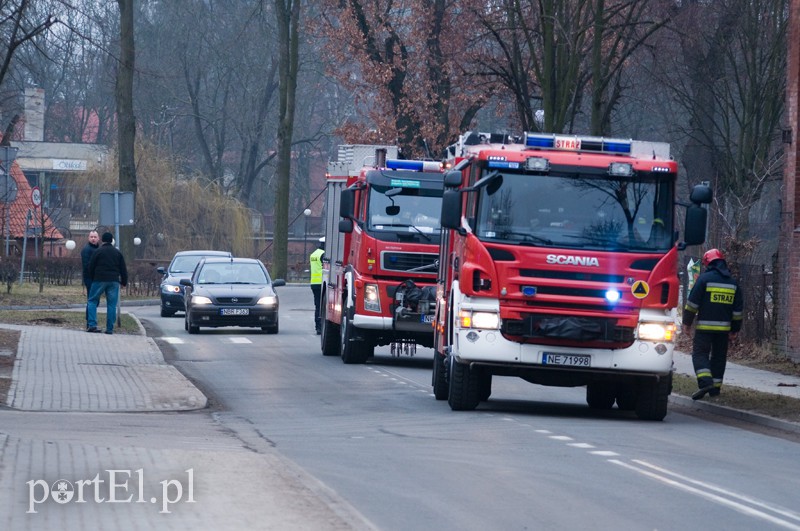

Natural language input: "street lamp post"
[303,208,311,263]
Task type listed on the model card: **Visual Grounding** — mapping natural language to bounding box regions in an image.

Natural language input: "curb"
[670,394,800,435]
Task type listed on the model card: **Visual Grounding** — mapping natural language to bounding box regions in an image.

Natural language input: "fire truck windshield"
[367,184,443,242]
[474,171,674,252]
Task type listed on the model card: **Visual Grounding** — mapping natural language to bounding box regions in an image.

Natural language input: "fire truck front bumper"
[452,329,673,374]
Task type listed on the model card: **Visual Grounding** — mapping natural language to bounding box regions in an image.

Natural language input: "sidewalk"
[0,315,374,530]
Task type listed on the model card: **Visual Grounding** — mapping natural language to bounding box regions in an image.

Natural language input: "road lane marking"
[161,337,184,344]
[611,459,800,530]
[229,337,252,344]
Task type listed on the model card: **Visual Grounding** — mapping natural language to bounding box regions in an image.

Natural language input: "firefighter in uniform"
[682,249,744,400]
[309,237,325,334]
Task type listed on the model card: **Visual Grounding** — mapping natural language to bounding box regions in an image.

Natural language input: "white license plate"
[221,308,249,316]
[542,352,591,367]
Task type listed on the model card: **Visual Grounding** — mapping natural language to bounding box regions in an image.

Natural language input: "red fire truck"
[320,145,445,363]
[433,132,711,420]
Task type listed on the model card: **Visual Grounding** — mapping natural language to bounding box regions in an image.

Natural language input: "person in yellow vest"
[310,237,325,334]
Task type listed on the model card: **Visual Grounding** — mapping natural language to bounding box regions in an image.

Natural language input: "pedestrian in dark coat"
[87,232,128,334]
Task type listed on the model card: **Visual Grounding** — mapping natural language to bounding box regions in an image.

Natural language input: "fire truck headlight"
[364,283,381,312]
[605,289,621,303]
[460,310,500,330]
[637,322,675,342]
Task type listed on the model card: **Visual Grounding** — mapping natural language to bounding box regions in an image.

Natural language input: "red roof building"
[0,147,64,258]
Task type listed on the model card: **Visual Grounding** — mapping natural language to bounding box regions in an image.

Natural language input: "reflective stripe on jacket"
[682,261,743,333]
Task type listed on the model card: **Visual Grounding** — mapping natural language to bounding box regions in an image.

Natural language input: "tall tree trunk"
[272,0,300,278]
[116,0,137,259]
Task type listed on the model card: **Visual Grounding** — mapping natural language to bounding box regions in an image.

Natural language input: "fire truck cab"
[320,145,445,363]
[433,132,712,420]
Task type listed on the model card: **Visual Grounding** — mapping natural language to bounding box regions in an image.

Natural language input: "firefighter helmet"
[702,248,725,266]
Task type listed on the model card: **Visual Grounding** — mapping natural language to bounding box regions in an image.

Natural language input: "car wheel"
[262,318,279,334]
[186,310,199,334]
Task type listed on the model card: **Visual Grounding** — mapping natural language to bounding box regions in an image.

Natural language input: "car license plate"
[542,352,591,367]
[220,308,249,316]
[421,314,434,323]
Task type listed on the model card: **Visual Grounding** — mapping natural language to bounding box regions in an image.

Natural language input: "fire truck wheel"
[340,307,370,364]
[634,373,671,421]
[615,383,637,411]
[321,319,340,356]
[447,357,480,411]
[478,370,492,402]
[432,351,448,400]
[586,382,615,410]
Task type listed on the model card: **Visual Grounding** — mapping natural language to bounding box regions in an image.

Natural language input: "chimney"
[24,87,45,141]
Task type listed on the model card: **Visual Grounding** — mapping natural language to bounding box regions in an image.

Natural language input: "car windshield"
[197,263,267,285]
[170,256,206,273]
[474,170,674,252]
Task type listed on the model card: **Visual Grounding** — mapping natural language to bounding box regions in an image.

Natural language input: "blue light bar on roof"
[386,159,442,172]
[524,133,632,155]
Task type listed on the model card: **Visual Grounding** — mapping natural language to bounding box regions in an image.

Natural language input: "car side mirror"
[180,278,192,286]
[157,266,165,274]
[272,279,286,287]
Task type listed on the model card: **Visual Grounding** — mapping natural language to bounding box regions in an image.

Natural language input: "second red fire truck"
[433,132,711,420]
[320,145,445,363]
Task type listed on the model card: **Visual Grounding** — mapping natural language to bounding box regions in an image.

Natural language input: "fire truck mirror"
[441,190,462,230]
[444,171,462,188]
[340,189,355,218]
[338,218,354,234]
[689,184,713,205]
[683,204,707,246]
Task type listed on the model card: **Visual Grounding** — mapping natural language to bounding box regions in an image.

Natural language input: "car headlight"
[163,285,181,293]
[459,310,500,329]
[257,296,277,306]
[363,283,381,312]
[637,322,675,341]
[191,295,213,305]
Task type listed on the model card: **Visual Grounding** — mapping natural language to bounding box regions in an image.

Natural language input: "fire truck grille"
[520,269,625,283]
[503,315,634,343]
[381,252,438,275]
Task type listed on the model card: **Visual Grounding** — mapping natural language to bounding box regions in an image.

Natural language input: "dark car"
[181,257,286,334]
[157,250,233,317]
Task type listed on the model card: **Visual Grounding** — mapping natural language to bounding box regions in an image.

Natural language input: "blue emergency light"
[386,159,442,172]
[524,133,632,155]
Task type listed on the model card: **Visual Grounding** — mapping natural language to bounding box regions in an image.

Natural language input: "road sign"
[99,191,135,226]
[31,186,41,207]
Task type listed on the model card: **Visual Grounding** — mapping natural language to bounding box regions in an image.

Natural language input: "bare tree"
[115,0,136,259]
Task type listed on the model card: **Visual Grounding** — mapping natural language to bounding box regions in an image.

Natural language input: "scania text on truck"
[320,145,445,363]
[433,132,712,420]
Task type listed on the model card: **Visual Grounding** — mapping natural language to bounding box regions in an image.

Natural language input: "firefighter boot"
[692,384,715,400]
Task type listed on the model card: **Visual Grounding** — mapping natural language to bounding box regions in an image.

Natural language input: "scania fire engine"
[433,132,711,420]
[320,145,445,363]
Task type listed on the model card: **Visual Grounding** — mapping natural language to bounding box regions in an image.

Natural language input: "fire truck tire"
[340,307,370,364]
[432,351,448,400]
[321,318,340,356]
[615,383,637,411]
[478,370,492,402]
[634,373,671,421]
[586,382,616,410]
[448,357,480,411]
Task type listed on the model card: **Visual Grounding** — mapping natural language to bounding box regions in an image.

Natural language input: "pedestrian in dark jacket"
[87,232,128,334]
[80,230,100,325]
[682,249,743,400]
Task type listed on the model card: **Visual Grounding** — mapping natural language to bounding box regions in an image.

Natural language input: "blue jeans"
[87,281,120,331]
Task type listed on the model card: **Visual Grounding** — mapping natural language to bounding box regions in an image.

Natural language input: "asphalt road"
[138,285,800,530]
